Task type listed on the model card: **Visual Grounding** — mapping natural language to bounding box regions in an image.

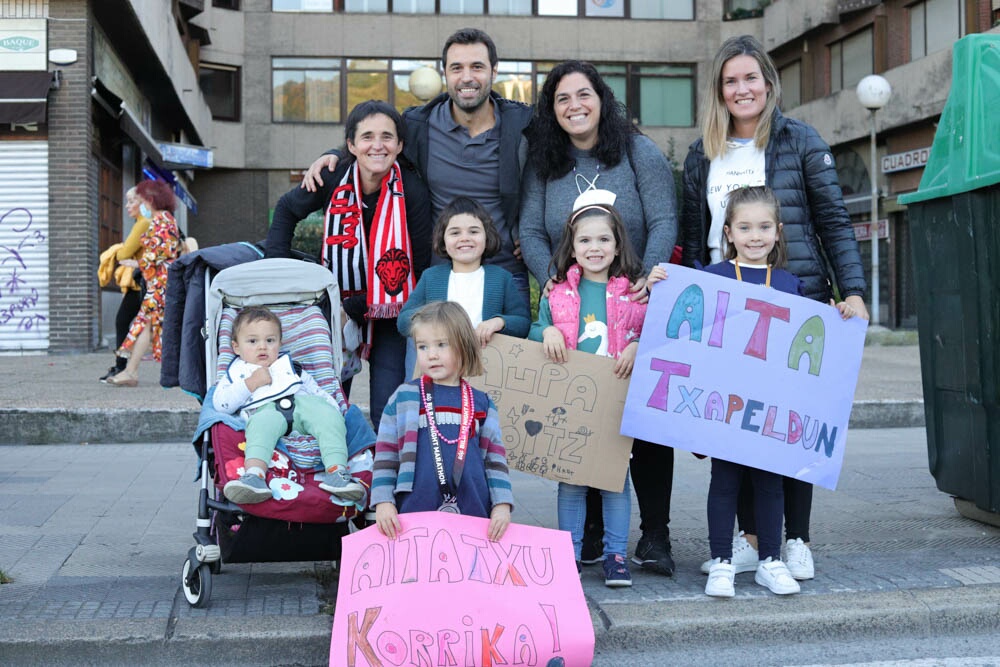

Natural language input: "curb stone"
[3,586,999,666]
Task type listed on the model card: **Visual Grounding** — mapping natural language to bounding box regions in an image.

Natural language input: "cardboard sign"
[622,265,867,490]
[468,334,633,493]
[329,512,595,667]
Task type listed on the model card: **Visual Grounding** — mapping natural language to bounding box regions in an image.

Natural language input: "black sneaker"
[579,522,604,565]
[631,530,675,576]
[99,366,118,383]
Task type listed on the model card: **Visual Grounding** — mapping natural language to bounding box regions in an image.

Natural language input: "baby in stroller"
[214,305,364,505]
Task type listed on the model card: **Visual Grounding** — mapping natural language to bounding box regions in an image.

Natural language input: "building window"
[273,0,333,10]
[212,0,240,8]
[440,0,486,13]
[536,61,695,126]
[488,0,531,14]
[272,58,340,123]
[391,0,434,12]
[272,57,440,121]
[585,0,625,17]
[632,65,694,126]
[630,0,693,19]
[909,0,965,60]
[494,61,535,104]
[779,60,801,109]
[199,63,241,121]
[829,28,872,94]
[272,58,693,127]
[274,0,691,18]
[344,0,388,11]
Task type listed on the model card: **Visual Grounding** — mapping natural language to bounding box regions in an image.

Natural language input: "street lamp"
[408,66,443,102]
[856,74,892,326]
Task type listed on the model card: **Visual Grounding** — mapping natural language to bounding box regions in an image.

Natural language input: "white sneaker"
[754,558,800,595]
[700,531,758,574]
[784,538,815,580]
[704,558,736,598]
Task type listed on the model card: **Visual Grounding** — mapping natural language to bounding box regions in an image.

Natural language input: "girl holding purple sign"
[670,186,855,597]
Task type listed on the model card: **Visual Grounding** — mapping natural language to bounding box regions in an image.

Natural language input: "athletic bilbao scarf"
[323,161,413,357]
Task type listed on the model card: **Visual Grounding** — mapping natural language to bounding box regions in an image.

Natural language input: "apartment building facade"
[0,0,214,352]
[1,0,998,351]
[193,0,999,331]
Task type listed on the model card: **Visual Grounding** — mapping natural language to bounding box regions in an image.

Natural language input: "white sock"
[246,466,266,479]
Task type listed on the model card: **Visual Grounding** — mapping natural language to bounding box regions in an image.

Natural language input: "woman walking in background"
[100,186,149,383]
[107,179,183,387]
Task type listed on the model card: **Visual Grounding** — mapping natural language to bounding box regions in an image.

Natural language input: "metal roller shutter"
[0,140,49,351]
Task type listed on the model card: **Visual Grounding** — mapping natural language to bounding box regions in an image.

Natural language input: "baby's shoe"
[224,472,272,504]
[316,467,364,501]
[705,558,735,598]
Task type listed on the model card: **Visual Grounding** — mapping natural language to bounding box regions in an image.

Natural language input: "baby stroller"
[181,257,376,608]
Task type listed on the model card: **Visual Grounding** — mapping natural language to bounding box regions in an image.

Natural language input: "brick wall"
[47,0,98,352]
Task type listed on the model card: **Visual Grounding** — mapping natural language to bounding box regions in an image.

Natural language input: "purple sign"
[622,265,867,490]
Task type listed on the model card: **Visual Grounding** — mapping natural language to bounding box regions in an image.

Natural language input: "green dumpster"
[898,34,1000,517]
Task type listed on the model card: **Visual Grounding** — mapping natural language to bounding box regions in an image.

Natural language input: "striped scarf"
[323,161,414,355]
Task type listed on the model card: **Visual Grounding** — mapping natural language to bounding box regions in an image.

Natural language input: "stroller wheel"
[182,558,212,608]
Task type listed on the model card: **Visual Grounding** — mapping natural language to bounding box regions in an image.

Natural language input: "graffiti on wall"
[0,206,48,344]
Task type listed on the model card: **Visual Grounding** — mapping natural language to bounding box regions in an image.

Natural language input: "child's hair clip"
[572,188,617,212]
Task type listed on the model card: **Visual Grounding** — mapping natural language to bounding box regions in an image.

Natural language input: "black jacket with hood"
[680,109,866,303]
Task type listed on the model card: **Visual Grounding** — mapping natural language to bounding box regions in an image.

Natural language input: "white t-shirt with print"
[706,138,766,263]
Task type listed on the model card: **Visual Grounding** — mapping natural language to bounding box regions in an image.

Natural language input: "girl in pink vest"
[528,198,653,587]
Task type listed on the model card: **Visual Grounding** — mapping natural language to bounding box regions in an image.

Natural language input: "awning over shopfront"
[119,101,163,165]
[0,70,53,124]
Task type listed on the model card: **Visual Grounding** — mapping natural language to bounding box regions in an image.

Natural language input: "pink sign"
[329,512,595,667]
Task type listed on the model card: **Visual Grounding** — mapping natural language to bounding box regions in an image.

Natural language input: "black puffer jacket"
[680,110,866,303]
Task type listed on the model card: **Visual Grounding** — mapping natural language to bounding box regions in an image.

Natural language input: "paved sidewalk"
[0,343,926,445]
[2,428,999,666]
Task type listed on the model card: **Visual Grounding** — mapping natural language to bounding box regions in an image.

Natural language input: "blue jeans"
[368,318,407,430]
[510,271,531,317]
[558,476,631,561]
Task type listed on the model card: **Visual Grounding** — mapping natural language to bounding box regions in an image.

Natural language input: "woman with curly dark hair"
[520,60,677,295]
[519,60,679,578]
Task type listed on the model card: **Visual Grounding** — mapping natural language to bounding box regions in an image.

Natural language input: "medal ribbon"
[420,375,474,502]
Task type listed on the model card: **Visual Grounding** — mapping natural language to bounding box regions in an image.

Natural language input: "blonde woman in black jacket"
[681,34,869,582]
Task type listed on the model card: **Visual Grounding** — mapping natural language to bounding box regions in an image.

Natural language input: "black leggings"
[114,289,143,369]
[737,474,812,543]
[709,460,783,560]
[586,438,674,539]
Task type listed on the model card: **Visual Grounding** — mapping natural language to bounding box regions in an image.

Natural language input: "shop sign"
[0,36,39,51]
[852,219,889,241]
[881,148,930,173]
[159,142,214,169]
[0,19,47,70]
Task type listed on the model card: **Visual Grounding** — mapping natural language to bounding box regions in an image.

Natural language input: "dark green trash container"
[898,34,1000,516]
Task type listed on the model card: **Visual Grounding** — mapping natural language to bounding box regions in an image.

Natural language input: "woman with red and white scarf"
[266,100,432,428]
